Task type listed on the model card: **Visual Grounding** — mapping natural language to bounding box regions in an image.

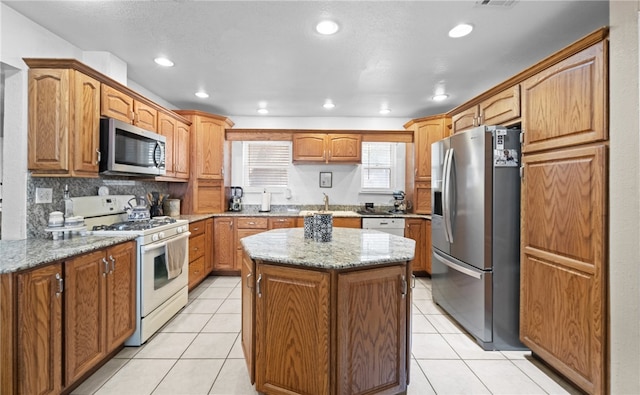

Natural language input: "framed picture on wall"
[319,172,332,188]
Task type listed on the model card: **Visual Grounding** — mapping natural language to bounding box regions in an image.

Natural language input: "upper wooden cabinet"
[451,85,521,133]
[101,84,158,132]
[158,112,190,181]
[27,68,101,177]
[521,41,607,154]
[292,133,361,163]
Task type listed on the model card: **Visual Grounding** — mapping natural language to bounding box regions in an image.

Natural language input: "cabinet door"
[268,217,297,229]
[72,71,101,175]
[101,84,134,124]
[194,180,225,213]
[204,218,214,274]
[333,217,361,229]
[337,265,408,394]
[65,250,107,384]
[28,68,70,172]
[241,252,255,384]
[520,144,606,394]
[175,120,191,179]
[292,134,327,162]
[414,181,432,214]
[255,264,330,395]
[213,217,235,271]
[425,220,432,274]
[451,106,478,134]
[327,134,361,163]
[405,218,426,273]
[188,256,206,291]
[521,41,606,153]
[195,116,225,180]
[134,101,158,132]
[105,242,136,352]
[479,85,521,127]
[414,118,446,181]
[158,113,177,177]
[16,263,63,395]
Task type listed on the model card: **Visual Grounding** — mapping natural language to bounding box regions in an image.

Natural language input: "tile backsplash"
[28,175,171,239]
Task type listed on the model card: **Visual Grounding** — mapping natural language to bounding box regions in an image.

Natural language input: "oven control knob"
[152,234,159,242]
[177,226,183,233]
[159,232,166,239]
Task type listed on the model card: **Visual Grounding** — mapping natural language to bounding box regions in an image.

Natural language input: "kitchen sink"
[356,210,393,216]
[298,210,360,217]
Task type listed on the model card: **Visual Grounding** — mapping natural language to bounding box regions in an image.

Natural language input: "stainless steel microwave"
[99,118,166,176]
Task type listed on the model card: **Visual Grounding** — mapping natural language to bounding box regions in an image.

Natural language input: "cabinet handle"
[257,273,262,298]
[401,275,407,298]
[102,257,109,276]
[246,272,253,289]
[194,227,200,231]
[55,273,63,297]
[96,148,101,165]
[109,255,115,273]
[248,222,256,225]
[411,274,416,289]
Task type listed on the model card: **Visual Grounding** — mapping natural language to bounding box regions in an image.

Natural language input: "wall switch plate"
[35,187,53,204]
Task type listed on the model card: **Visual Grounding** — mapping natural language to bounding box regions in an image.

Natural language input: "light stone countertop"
[0,234,138,274]
[240,227,416,269]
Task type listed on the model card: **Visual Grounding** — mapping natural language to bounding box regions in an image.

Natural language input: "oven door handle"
[141,231,191,253]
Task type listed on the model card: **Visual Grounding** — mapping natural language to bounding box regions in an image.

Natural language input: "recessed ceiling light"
[448,23,473,38]
[316,20,339,35]
[379,108,391,115]
[323,100,335,109]
[432,94,449,101]
[154,57,174,67]
[257,108,269,115]
[195,91,209,99]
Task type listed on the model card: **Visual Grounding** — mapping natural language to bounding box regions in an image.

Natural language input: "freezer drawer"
[432,249,492,347]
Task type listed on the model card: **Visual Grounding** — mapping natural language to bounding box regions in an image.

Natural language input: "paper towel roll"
[261,191,271,212]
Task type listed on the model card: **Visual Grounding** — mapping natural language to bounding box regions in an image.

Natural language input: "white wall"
[609,1,640,393]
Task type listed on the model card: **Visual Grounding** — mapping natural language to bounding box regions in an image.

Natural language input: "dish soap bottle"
[63,184,74,218]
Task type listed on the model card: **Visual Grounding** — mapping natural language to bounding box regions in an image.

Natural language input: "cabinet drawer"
[237,217,268,229]
[188,255,206,290]
[189,234,206,261]
[189,220,206,236]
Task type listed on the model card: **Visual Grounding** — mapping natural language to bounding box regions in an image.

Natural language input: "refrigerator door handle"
[433,250,482,280]
[443,148,455,243]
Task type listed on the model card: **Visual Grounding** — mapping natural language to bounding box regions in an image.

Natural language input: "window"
[361,142,396,191]
[243,141,291,188]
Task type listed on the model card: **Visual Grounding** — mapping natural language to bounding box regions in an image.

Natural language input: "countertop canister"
[164,199,181,217]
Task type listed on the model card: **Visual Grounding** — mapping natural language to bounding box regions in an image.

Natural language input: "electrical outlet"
[35,187,53,204]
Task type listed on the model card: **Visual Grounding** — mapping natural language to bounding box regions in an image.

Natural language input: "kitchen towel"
[260,191,271,212]
[165,236,187,280]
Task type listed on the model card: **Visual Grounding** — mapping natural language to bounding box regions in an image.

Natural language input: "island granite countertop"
[240,227,415,269]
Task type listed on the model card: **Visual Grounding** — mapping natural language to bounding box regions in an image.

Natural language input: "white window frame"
[360,142,397,193]
[242,141,291,189]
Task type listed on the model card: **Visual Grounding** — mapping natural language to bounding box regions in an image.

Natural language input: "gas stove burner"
[92,216,179,232]
[149,216,177,226]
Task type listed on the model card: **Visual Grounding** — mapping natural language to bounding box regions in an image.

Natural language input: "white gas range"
[72,195,190,346]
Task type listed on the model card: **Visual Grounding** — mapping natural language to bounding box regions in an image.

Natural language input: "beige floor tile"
[465,359,546,394]
[181,298,225,314]
[426,313,465,334]
[501,349,533,359]
[134,333,197,359]
[418,359,491,395]
[208,359,258,394]
[216,298,241,313]
[71,358,129,394]
[412,314,438,334]
[228,287,241,299]
[407,359,436,395]
[94,359,176,395]
[161,313,213,333]
[198,287,235,299]
[512,358,583,395]
[442,333,505,360]
[412,287,431,300]
[414,299,447,315]
[202,313,241,333]
[114,346,141,359]
[228,334,245,359]
[210,276,241,288]
[153,359,224,395]
[182,333,238,358]
[412,333,459,359]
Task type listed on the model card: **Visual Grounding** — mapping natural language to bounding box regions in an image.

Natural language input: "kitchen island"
[240,227,415,395]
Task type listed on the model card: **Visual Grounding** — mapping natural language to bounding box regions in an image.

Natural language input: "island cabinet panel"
[15,263,63,395]
[520,144,607,395]
[241,252,255,384]
[521,41,607,154]
[336,266,408,395]
[255,264,331,395]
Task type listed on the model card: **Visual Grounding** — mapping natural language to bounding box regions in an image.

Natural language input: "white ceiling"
[5,0,608,119]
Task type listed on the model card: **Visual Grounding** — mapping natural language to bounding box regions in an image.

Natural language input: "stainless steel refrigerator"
[431,125,526,351]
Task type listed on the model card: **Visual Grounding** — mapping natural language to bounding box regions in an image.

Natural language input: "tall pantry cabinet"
[519,34,608,395]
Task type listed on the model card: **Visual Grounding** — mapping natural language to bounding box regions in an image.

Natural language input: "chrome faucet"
[323,193,329,211]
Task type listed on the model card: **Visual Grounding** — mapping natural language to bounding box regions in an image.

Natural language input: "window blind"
[361,142,394,189]
[243,142,291,187]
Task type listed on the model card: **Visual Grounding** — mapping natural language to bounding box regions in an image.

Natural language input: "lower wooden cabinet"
[213,217,235,271]
[235,218,268,274]
[188,218,213,290]
[405,217,431,275]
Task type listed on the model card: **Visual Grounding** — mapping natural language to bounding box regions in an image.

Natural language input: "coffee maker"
[391,190,407,213]
[229,186,243,212]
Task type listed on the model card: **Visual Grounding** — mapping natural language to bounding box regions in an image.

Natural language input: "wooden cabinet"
[248,262,410,395]
[213,217,235,271]
[188,219,213,290]
[404,114,448,214]
[519,39,608,395]
[65,242,135,384]
[292,133,361,163]
[27,67,101,177]
[268,217,297,229]
[450,85,521,134]
[521,42,607,154]
[171,110,234,214]
[101,84,158,131]
[158,112,190,181]
[14,263,63,395]
[405,218,431,275]
[236,218,268,273]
